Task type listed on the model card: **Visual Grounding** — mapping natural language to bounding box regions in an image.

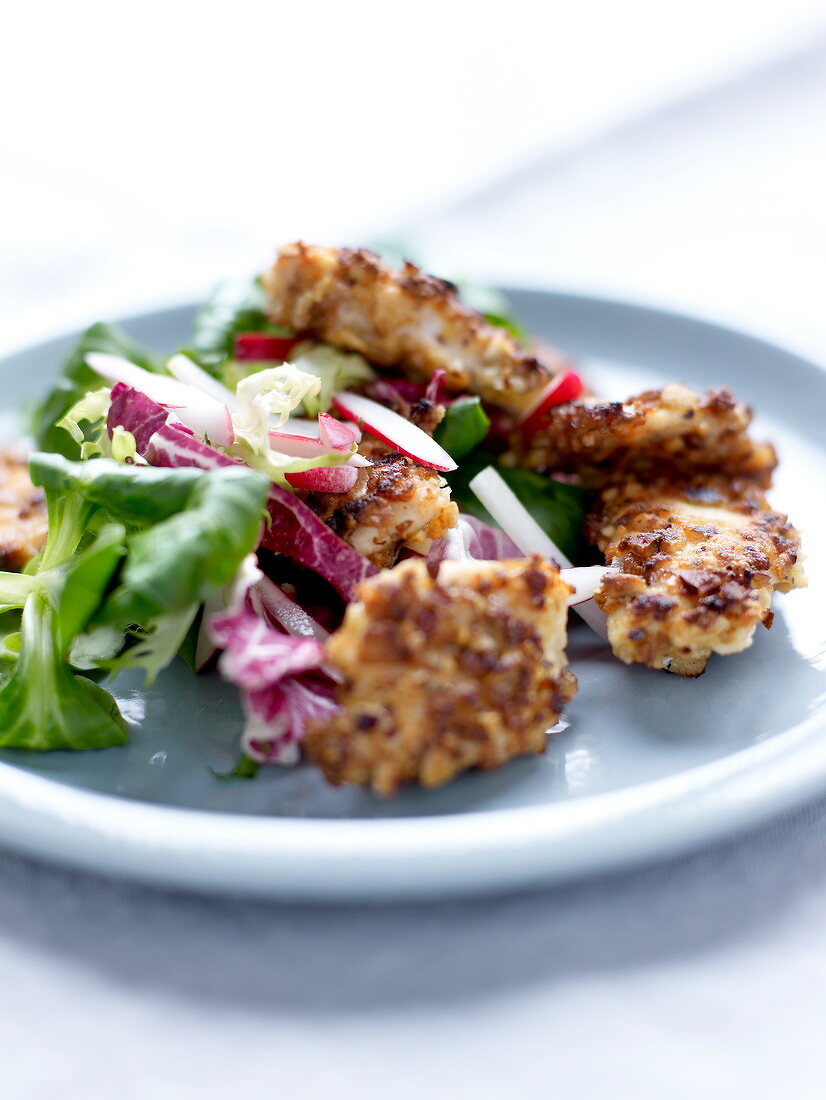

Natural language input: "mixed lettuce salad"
[0,278,593,769]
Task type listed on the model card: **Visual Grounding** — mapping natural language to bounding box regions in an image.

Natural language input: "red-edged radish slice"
[268,431,333,459]
[87,352,234,447]
[318,412,360,450]
[281,416,320,435]
[167,353,238,409]
[234,332,301,361]
[468,465,608,639]
[331,391,457,472]
[284,465,359,492]
[520,369,584,439]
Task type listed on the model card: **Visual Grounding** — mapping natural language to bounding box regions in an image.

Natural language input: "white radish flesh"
[87,352,234,447]
[468,466,609,639]
[332,391,456,472]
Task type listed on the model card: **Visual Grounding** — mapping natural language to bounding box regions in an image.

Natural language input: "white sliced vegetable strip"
[468,466,609,639]
[87,352,234,447]
[559,565,610,606]
[167,353,238,409]
[332,391,457,472]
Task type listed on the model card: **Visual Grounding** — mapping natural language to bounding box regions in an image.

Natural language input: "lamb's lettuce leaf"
[447,452,592,564]
[0,455,270,750]
[32,323,162,459]
[0,590,129,751]
[433,397,490,460]
[191,277,292,369]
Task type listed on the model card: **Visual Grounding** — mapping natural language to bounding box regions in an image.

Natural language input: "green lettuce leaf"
[433,397,491,460]
[448,453,593,563]
[0,590,128,751]
[32,323,161,458]
[191,277,292,369]
[0,455,271,752]
[94,464,270,628]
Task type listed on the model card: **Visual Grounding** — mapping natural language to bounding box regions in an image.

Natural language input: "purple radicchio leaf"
[260,484,377,601]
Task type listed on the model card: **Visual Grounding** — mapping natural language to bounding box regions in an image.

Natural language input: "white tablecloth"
[1,9,826,1097]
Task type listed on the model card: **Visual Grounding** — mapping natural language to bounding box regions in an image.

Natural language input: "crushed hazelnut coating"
[296,440,458,569]
[587,476,805,676]
[504,383,777,488]
[304,556,576,794]
[0,451,47,571]
[263,242,555,415]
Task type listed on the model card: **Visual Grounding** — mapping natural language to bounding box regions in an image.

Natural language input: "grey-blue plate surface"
[0,291,823,899]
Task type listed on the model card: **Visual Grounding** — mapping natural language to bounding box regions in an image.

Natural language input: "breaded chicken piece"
[587,476,805,676]
[303,556,577,794]
[296,444,458,569]
[0,451,48,571]
[505,383,777,488]
[263,242,554,416]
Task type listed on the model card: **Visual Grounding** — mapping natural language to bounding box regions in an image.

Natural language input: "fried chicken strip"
[587,476,805,676]
[263,242,554,415]
[505,383,777,488]
[296,443,458,569]
[303,556,577,794]
[0,451,48,571]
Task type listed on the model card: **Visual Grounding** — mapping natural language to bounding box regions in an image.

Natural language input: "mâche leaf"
[0,592,128,750]
[447,452,593,564]
[191,278,292,368]
[0,455,271,751]
[433,396,491,460]
[32,323,161,458]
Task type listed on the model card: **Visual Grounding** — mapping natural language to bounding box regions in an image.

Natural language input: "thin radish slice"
[268,430,334,460]
[347,453,372,468]
[281,416,321,436]
[285,465,359,492]
[331,391,456,472]
[87,352,234,447]
[318,412,360,450]
[520,369,584,439]
[468,466,609,639]
[268,413,360,459]
[167,353,238,409]
[234,333,301,362]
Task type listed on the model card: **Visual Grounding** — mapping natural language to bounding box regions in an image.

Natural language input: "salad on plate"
[0,243,805,794]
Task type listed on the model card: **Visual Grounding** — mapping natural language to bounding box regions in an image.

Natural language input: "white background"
[2,3,826,1097]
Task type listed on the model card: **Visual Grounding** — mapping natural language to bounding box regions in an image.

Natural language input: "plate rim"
[0,287,822,900]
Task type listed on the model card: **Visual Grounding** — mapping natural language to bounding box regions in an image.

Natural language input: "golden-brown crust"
[296,444,458,568]
[504,383,777,488]
[0,451,47,571]
[303,556,576,794]
[588,476,805,675]
[263,242,555,415]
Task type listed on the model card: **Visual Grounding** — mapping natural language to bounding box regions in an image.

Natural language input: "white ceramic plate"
[0,290,822,899]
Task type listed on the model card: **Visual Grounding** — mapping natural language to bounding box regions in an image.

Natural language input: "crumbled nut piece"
[264,242,557,415]
[588,475,805,675]
[505,383,776,487]
[304,556,576,794]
